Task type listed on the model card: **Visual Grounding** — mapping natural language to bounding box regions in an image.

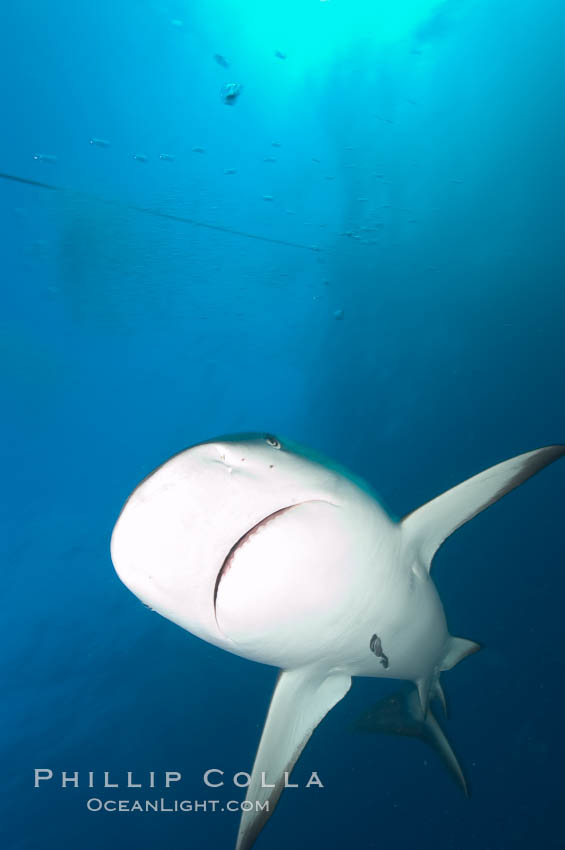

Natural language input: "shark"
[353,685,468,794]
[110,434,564,849]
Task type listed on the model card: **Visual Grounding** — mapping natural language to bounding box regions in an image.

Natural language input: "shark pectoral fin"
[235,667,351,850]
[401,445,565,572]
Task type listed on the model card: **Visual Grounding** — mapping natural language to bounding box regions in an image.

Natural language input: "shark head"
[110,432,391,669]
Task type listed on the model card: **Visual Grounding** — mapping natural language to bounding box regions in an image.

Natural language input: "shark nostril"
[211,443,249,468]
[212,444,230,464]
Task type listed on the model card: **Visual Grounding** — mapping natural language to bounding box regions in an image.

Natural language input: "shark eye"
[265,435,281,449]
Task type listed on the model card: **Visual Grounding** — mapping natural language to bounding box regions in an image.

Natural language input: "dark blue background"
[1,1,564,848]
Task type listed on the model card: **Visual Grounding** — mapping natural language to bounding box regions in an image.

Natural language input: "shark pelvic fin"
[417,640,477,715]
[401,445,565,572]
[440,636,480,671]
[235,667,351,850]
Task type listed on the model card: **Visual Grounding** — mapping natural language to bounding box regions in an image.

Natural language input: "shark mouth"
[213,503,305,622]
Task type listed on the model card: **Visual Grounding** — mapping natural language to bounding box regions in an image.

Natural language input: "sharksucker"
[111,435,565,850]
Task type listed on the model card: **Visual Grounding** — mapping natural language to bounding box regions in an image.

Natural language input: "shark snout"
[209,442,251,470]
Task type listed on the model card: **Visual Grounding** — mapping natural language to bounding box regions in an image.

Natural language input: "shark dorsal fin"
[401,445,565,572]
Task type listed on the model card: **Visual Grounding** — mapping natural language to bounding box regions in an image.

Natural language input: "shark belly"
[337,553,449,681]
[215,495,447,682]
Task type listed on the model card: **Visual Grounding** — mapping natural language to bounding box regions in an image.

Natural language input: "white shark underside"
[110,435,564,849]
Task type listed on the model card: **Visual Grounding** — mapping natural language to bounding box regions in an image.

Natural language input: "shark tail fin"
[433,678,447,715]
[354,687,468,796]
[406,690,469,796]
[401,445,565,573]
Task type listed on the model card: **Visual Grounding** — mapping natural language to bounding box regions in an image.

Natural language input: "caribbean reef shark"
[110,435,564,849]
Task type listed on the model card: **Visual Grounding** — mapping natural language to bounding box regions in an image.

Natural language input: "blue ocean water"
[1,1,564,848]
